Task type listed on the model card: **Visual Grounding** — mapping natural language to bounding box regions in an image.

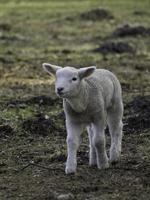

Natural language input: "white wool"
[43,63,123,174]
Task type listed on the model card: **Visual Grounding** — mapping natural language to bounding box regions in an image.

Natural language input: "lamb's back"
[85,69,122,110]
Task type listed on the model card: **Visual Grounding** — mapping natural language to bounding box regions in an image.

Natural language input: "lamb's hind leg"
[87,125,97,167]
[107,102,123,163]
[92,120,109,169]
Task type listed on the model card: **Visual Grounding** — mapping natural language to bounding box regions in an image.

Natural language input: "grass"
[0,0,150,199]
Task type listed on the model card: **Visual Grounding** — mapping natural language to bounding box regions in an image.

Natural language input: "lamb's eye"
[72,77,77,81]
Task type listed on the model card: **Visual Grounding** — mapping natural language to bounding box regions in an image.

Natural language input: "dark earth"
[80,8,114,21]
[0,1,150,200]
[111,24,150,38]
[93,41,135,54]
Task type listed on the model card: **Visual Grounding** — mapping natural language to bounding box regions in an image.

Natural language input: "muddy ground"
[0,0,150,200]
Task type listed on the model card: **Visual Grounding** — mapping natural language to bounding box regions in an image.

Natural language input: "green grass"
[0,0,150,199]
[0,0,150,86]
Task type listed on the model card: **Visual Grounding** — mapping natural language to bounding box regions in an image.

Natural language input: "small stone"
[45,115,49,119]
[57,193,74,200]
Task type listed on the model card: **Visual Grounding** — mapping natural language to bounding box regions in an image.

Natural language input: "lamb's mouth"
[57,92,69,98]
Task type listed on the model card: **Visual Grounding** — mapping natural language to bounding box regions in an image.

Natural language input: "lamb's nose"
[57,87,64,94]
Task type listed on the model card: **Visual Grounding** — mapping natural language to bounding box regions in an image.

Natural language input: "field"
[0,0,150,199]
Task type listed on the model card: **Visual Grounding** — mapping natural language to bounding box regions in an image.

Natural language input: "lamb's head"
[42,63,96,98]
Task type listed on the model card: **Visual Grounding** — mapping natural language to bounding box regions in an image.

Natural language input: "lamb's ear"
[42,63,62,76]
[78,66,96,79]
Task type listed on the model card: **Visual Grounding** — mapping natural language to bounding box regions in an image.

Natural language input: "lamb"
[42,63,123,174]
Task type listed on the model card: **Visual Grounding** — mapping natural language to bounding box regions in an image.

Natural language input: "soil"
[22,112,65,136]
[93,41,135,54]
[6,95,61,107]
[1,95,149,199]
[124,96,150,133]
[0,124,14,138]
[80,8,114,21]
[22,113,57,136]
[133,10,150,16]
[112,24,150,37]
[0,23,11,31]
[0,1,150,199]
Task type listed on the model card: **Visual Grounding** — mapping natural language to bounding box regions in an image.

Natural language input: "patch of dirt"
[6,95,61,108]
[80,8,114,21]
[93,41,135,54]
[134,62,150,71]
[0,124,14,138]
[124,96,150,133]
[112,24,150,37]
[0,96,150,200]
[61,49,72,54]
[133,10,150,16]
[0,23,11,31]
[22,113,64,136]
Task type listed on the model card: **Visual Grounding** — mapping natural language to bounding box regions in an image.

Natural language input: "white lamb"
[43,63,123,174]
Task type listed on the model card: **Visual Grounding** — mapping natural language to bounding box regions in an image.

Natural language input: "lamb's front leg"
[65,120,83,174]
[92,119,109,169]
[87,126,97,167]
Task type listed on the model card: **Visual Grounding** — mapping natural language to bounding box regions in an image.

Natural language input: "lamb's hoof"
[110,149,121,164]
[110,157,120,165]
[65,166,76,174]
[89,163,97,168]
[98,161,109,170]
[89,159,97,167]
